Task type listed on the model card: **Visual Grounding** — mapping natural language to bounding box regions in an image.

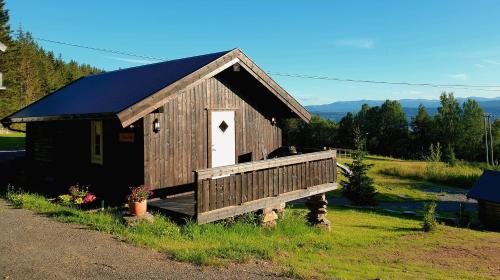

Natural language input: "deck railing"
[194,150,337,221]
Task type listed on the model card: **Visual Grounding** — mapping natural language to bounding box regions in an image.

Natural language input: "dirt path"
[0,200,290,280]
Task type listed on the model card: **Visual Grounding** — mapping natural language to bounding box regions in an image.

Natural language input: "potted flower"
[127,185,152,217]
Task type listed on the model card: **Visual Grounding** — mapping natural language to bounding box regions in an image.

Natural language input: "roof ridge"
[88,49,234,78]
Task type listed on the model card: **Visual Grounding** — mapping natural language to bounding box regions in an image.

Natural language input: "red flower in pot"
[126,185,153,217]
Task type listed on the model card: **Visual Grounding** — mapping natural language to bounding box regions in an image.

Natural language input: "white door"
[211,111,236,168]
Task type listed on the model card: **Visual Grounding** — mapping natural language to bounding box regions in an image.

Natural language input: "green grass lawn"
[0,133,26,150]
[4,191,500,280]
[335,156,483,203]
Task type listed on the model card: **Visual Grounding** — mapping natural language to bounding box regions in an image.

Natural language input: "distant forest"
[284,92,500,163]
[0,0,101,123]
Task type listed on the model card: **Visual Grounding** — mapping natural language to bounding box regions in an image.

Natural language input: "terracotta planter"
[129,200,147,217]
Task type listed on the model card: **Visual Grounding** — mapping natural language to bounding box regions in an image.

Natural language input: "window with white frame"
[91,121,103,165]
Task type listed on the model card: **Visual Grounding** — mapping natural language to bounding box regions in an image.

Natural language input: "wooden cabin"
[467,170,500,231]
[1,49,337,223]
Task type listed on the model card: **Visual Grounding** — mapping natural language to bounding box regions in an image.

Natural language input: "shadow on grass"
[350,224,421,232]
[44,209,78,219]
[374,190,436,203]
[329,205,423,222]
[366,156,405,162]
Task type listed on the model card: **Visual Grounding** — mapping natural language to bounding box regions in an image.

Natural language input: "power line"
[10,31,168,61]
[9,31,500,92]
[267,72,500,92]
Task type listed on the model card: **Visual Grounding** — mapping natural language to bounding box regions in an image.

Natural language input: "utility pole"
[0,41,6,90]
[488,114,494,165]
[485,114,489,165]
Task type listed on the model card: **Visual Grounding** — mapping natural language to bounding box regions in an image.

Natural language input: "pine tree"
[341,128,377,205]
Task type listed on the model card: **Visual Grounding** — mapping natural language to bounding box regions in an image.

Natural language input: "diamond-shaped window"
[219,121,229,133]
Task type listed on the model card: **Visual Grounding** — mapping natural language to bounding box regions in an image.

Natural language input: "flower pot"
[129,200,147,217]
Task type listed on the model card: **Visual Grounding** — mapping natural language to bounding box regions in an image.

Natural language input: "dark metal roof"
[3,50,231,122]
[467,170,500,203]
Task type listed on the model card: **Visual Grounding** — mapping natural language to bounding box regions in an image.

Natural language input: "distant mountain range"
[306,97,500,121]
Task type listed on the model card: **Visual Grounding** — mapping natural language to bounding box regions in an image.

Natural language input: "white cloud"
[106,56,156,64]
[475,63,485,68]
[482,59,500,65]
[334,38,374,49]
[448,73,469,80]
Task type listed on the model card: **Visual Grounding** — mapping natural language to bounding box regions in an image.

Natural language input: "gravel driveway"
[0,200,289,280]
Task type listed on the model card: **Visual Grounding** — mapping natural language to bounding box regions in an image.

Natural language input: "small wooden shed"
[467,170,500,230]
[1,49,337,223]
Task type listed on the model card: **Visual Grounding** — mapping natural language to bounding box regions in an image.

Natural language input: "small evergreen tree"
[341,128,377,205]
[422,202,438,232]
[442,143,457,166]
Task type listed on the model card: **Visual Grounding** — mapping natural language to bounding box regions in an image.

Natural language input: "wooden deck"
[149,150,337,224]
[148,193,196,217]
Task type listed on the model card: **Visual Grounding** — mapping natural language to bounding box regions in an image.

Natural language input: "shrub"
[422,202,438,232]
[426,142,442,162]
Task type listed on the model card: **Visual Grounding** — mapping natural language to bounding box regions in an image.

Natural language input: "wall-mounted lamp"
[232,63,240,72]
[271,117,277,125]
[153,118,160,133]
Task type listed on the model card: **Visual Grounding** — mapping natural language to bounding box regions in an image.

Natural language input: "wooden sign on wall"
[119,132,135,143]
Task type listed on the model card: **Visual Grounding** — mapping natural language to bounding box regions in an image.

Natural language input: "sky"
[5,0,500,105]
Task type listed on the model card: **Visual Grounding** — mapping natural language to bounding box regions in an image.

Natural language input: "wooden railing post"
[195,171,202,214]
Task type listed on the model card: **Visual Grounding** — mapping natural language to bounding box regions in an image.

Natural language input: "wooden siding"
[26,119,144,199]
[194,150,336,214]
[478,200,500,230]
[143,71,285,190]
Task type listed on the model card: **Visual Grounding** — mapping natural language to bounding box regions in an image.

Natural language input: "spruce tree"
[341,128,377,205]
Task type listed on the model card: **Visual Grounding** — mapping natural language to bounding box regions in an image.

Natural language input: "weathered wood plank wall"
[144,71,286,190]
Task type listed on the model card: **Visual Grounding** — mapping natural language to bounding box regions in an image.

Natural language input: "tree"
[411,105,435,158]
[373,100,408,157]
[282,116,337,149]
[0,0,11,44]
[337,112,355,148]
[434,92,462,149]
[341,128,377,205]
[457,99,484,161]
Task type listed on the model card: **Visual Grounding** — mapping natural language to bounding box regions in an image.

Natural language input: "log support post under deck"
[306,193,331,231]
[260,207,278,227]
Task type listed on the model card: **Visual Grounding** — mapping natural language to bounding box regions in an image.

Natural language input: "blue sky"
[5,0,500,105]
